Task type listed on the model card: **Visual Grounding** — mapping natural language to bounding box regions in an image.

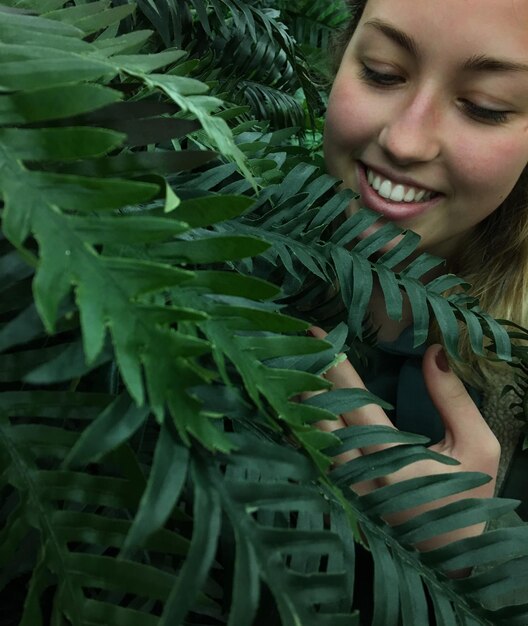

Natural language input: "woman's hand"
[306,327,501,554]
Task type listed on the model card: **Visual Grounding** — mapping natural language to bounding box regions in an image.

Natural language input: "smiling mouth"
[364,164,441,204]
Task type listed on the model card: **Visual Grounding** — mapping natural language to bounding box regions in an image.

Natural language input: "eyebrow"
[364,19,528,74]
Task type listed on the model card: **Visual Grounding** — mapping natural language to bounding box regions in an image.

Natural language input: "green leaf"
[402,252,446,281]
[145,74,254,185]
[152,234,270,263]
[122,422,189,555]
[376,264,403,321]
[69,214,190,245]
[405,278,430,348]
[427,587,458,626]
[65,553,174,601]
[65,393,150,467]
[0,53,117,91]
[480,310,512,361]
[10,0,67,11]
[456,305,486,357]
[186,270,280,300]
[354,222,402,258]
[360,472,491,517]
[112,49,187,73]
[51,511,189,556]
[0,84,122,125]
[160,458,221,625]
[423,526,528,571]
[456,556,528,608]
[0,9,83,38]
[333,210,380,247]
[208,302,307,333]
[0,390,112,420]
[367,531,400,626]
[45,2,136,36]
[22,171,159,212]
[236,335,328,361]
[44,1,112,22]
[82,599,159,626]
[330,445,459,486]
[0,24,91,53]
[395,498,520,545]
[349,252,374,339]
[325,425,429,457]
[174,195,255,227]
[63,151,217,178]
[427,292,462,358]
[228,533,260,625]
[101,257,192,296]
[0,127,125,161]
[395,557,429,626]
[91,30,153,56]
[304,389,392,416]
[24,340,113,384]
[19,546,53,626]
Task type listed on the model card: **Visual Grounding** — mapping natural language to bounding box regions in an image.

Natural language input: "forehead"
[359,0,528,61]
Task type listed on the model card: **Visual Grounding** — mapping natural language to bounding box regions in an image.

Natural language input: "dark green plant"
[0,3,528,626]
[117,0,333,130]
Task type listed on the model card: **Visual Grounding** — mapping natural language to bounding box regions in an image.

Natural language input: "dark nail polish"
[436,348,450,373]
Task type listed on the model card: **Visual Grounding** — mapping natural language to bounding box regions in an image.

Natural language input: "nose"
[378,90,442,166]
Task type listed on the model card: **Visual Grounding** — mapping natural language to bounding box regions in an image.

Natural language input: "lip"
[361,161,440,194]
[357,162,444,221]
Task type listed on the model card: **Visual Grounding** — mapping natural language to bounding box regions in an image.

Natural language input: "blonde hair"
[330,0,528,388]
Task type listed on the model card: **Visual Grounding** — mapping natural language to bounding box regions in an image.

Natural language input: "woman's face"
[324,0,528,261]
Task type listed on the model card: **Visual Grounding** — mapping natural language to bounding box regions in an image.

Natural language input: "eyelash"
[358,64,511,125]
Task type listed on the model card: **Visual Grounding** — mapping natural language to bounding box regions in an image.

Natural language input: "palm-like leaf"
[175,157,513,362]
[129,0,323,129]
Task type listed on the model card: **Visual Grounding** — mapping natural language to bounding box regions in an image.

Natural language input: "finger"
[310,326,396,452]
[301,390,360,464]
[306,327,362,462]
[422,345,500,468]
[307,325,328,340]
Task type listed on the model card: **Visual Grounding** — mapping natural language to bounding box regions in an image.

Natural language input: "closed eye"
[359,63,404,87]
[359,63,512,125]
[459,100,511,125]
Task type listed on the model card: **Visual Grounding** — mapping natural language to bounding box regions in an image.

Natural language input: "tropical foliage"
[0,2,528,626]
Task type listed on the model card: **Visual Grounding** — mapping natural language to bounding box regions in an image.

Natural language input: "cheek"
[451,134,527,208]
[324,81,380,160]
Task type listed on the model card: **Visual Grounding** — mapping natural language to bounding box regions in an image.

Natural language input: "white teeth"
[404,188,416,202]
[389,184,405,202]
[378,180,392,199]
[365,167,435,204]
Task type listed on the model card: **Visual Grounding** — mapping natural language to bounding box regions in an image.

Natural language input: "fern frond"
[0,405,210,626]
[317,424,528,625]
[207,163,514,362]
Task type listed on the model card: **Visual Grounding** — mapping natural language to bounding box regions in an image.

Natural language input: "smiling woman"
[310,0,528,574]
[321,0,528,363]
[325,0,528,265]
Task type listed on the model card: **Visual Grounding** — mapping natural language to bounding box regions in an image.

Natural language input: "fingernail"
[436,348,450,373]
